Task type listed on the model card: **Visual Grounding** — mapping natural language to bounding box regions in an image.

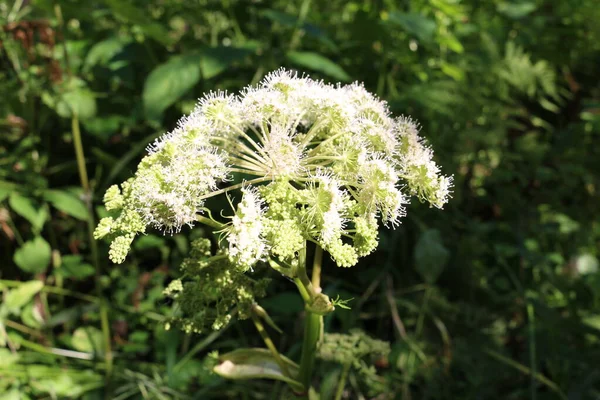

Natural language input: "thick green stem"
[298,311,322,393]
[295,244,326,397]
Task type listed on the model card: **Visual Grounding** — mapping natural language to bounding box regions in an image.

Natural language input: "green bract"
[95,68,452,269]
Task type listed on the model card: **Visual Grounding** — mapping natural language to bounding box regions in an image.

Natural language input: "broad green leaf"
[84,36,131,70]
[214,348,302,389]
[144,47,251,117]
[55,88,97,120]
[386,12,437,42]
[13,236,52,274]
[3,280,44,313]
[55,255,96,279]
[414,229,449,284]
[72,326,104,356]
[83,115,124,139]
[286,51,350,81]
[200,47,252,79]
[143,52,202,118]
[44,190,88,220]
[8,193,47,232]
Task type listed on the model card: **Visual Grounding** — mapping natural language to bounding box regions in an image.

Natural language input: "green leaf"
[497,2,537,19]
[414,229,449,284]
[143,47,252,117]
[84,36,131,70]
[44,190,88,220]
[286,51,350,81]
[143,52,202,118]
[72,326,104,356]
[199,47,252,79]
[386,12,437,42]
[3,280,44,314]
[13,236,52,274]
[55,255,96,279]
[55,88,97,120]
[214,348,302,389]
[8,193,47,232]
[0,180,17,202]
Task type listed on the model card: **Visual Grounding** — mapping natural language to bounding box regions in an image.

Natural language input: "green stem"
[298,311,322,395]
[71,115,112,388]
[296,244,324,397]
[196,215,225,230]
[334,363,351,400]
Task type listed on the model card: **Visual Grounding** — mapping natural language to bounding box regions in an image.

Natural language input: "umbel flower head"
[95,68,452,268]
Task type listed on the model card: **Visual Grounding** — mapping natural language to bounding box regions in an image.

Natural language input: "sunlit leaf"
[143,52,202,118]
[13,236,52,274]
[8,193,47,232]
[3,280,44,313]
[497,2,537,19]
[44,190,88,220]
[72,326,104,356]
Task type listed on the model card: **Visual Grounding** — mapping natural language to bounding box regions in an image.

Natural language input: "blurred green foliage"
[1,0,599,398]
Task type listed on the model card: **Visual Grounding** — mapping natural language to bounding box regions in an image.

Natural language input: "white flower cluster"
[224,188,267,271]
[96,68,452,266]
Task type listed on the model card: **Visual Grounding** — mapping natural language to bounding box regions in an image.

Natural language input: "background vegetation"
[1,0,599,398]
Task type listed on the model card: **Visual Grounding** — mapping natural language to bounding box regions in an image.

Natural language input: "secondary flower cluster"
[95,69,452,268]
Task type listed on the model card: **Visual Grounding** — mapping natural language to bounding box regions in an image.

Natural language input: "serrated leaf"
[214,348,302,389]
[13,236,52,274]
[8,193,47,232]
[286,51,350,81]
[414,229,449,284]
[3,280,44,314]
[44,190,88,220]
